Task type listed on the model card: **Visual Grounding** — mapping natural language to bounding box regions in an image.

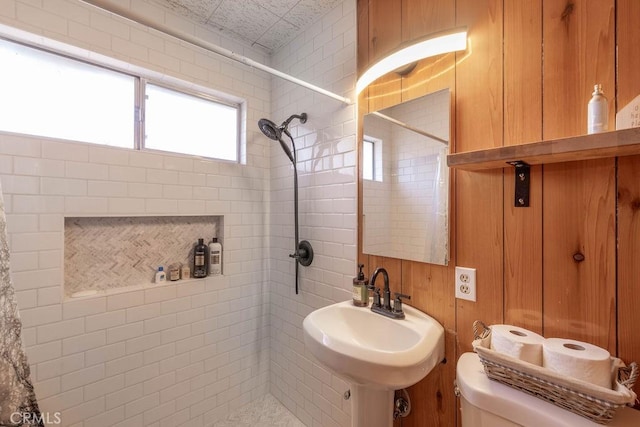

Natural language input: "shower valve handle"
[289,241,314,267]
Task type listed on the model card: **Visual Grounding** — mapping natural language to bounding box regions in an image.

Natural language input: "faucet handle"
[393,293,411,314]
[372,288,382,308]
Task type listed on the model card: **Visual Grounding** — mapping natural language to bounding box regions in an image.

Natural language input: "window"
[145,84,238,161]
[0,37,241,162]
[363,135,383,182]
[0,38,134,147]
[363,137,375,180]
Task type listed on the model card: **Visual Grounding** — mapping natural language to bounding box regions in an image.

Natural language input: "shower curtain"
[426,145,449,265]
[0,182,42,427]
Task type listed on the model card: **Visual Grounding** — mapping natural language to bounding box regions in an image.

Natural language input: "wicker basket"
[472,321,638,425]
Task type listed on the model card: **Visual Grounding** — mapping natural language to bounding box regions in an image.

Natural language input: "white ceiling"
[149,0,342,53]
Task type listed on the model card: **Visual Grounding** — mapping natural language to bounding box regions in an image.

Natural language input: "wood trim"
[447,128,640,170]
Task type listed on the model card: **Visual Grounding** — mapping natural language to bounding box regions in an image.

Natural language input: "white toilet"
[456,352,640,427]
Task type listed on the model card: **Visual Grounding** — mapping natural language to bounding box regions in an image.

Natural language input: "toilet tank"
[456,352,640,427]
[459,393,519,427]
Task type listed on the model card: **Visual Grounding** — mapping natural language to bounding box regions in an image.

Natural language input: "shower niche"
[63,215,223,298]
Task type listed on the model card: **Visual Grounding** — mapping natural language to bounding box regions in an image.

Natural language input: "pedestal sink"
[302,300,445,427]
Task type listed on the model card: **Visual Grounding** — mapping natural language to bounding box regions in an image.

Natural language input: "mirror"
[362,88,450,265]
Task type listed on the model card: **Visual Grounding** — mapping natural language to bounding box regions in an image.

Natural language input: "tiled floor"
[212,394,306,427]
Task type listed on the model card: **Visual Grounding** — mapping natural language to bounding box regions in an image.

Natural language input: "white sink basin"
[303,300,445,390]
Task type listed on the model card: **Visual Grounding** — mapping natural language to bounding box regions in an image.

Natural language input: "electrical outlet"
[455,267,476,301]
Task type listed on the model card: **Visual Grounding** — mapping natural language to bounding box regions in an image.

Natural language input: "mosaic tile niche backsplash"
[64,215,222,297]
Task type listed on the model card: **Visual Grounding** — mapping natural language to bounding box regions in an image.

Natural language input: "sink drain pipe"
[393,389,411,419]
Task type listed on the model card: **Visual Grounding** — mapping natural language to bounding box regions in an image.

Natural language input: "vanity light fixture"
[356,28,468,94]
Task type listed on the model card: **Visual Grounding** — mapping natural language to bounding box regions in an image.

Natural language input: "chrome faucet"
[369,267,411,319]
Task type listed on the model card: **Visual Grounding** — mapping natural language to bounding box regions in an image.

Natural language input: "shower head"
[258,118,294,163]
[258,113,308,164]
[258,118,281,141]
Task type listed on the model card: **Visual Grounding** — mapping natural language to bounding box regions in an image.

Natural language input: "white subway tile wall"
[0,0,272,426]
[269,1,357,426]
[362,115,393,255]
[388,91,448,262]
[0,0,357,426]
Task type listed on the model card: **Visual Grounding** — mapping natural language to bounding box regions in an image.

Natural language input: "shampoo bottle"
[352,264,369,307]
[208,237,222,276]
[193,238,208,278]
[588,84,608,134]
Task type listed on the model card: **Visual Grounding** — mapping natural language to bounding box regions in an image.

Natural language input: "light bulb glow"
[356,29,467,94]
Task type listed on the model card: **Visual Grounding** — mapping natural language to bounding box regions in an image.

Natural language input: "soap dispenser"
[352,264,369,307]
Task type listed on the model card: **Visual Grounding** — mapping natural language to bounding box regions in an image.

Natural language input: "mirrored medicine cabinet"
[361,88,451,265]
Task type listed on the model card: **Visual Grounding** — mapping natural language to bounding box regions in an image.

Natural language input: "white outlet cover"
[455,266,476,302]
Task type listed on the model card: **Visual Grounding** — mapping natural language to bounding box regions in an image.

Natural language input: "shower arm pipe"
[80,0,352,106]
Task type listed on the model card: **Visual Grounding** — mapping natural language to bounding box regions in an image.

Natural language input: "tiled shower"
[0,0,356,426]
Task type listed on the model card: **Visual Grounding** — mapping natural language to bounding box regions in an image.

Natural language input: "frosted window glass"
[145,84,239,161]
[363,138,374,181]
[0,39,134,147]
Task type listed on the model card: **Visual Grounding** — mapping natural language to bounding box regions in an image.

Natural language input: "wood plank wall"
[616,0,640,372]
[357,1,640,425]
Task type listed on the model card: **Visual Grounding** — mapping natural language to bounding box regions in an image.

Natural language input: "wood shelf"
[447,127,640,170]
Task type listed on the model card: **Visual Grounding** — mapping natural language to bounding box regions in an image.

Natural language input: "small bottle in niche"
[193,238,208,278]
[181,265,191,280]
[155,266,166,284]
[208,237,222,276]
[587,83,608,134]
[352,264,369,307]
[168,263,181,281]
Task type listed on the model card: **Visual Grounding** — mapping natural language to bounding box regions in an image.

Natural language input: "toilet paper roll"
[490,325,545,365]
[542,338,612,389]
